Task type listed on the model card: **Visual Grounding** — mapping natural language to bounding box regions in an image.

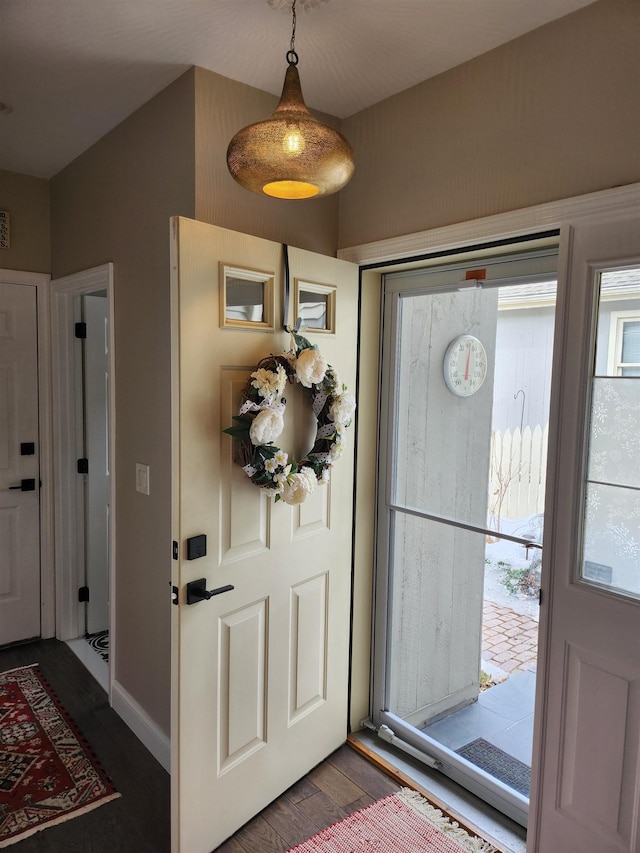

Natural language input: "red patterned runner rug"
[286,788,498,853]
[0,664,120,848]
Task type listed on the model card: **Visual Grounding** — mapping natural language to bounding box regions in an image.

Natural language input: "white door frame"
[50,265,116,688]
[0,268,54,640]
[338,181,640,840]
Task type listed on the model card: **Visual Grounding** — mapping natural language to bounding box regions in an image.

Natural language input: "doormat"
[285,788,497,852]
[0,664,120,848]
[86,630,109,663]
[456,738,530,797]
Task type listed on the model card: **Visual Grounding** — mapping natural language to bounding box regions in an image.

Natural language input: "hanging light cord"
[287,0,298,65]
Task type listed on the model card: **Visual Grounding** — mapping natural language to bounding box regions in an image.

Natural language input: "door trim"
[339,182,640,850]
[50,264,115,693]
[338,182,640,266]
[0,268,54,639]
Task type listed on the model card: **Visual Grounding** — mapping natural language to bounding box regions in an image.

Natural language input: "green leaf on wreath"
[223,426,250,438]
[293,332,316,353]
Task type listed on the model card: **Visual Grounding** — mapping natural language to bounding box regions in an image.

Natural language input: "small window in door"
[220,264,275,331]
[294,281,336,333]
[582,267,640,598]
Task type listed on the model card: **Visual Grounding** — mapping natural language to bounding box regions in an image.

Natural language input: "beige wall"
[49,65,341,738]
[194,67,340,256]
[0,170,50,272]
[51,69,197,736]
[339,0,640,248]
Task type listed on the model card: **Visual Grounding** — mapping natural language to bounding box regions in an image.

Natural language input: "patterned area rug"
[456,738,531,797]
[0,664,120,848]
[285,788,497,852]
[86,630,109,663]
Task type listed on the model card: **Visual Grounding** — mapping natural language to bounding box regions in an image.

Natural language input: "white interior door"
[0,282,40,645]
[531,214,640,852]
[83,292,110,635]
[170,218,358,853]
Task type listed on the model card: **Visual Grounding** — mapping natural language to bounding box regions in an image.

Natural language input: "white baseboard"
[111,679,171,773]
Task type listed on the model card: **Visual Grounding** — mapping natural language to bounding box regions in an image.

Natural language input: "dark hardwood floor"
[0,638,170,852]
[1,639,399,853]
[215,744,399,853]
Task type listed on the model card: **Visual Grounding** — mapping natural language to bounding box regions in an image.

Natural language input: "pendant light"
[226,0,355,200]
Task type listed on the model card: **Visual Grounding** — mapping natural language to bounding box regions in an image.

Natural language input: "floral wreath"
[223,332,355,505]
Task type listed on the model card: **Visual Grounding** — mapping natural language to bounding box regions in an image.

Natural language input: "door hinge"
[78,586,90,602]
[77,458,89,474]
[172,540,179,560]
[75,322,87,339]
[20,442,35,455]
[171,584,179,605]
[539,588,543,605]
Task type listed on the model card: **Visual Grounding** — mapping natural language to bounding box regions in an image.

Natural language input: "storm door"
[372,247,558,827]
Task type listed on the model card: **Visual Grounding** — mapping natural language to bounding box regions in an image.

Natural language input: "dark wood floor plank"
[260,797,323,848]
[214,836,250,853]
[295,789,349,828]
[284,775,320,804]
[328,744,400,800]
[231,813,288,853]
[307,760,365,807]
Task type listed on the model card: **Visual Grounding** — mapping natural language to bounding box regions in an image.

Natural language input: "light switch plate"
[136,463,150,495]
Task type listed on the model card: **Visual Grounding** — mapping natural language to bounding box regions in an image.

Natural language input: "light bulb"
[283,127,305,154]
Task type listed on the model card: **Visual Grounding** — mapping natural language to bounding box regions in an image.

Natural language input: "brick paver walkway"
[482,600,538,674]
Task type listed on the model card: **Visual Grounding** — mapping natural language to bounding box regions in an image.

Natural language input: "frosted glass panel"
[587,379,640,489]
[583,483,640,596]
[581,265,640,598]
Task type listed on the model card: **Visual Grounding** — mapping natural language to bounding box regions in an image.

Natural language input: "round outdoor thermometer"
[443,334,488,397]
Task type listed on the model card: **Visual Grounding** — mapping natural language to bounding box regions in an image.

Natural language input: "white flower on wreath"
[281,468,318,505]
[274,449,288,467]
[251,365,287,401]
[264,457,278,474]
[329,392,356,426]
[295,348,327,388]
[274,465,292,489]
[249,409,284,446]
[319,467,331,485]
[329,440,344,461]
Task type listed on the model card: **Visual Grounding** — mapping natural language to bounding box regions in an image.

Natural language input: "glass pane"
[583,483,640,596]
[622,320,640,363]
[225,278,264,323]
[299,290,328,330]
[581,266,640,598]
[394,281,555,534]
[388,511,539,792]
[588,379,640,489]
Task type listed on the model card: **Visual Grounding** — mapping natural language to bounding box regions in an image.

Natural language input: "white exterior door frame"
[0,268,54,640]
[338,181,640,847]
[50,265,115,685]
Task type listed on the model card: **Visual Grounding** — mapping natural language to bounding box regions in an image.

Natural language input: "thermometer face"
[443,335,487,397]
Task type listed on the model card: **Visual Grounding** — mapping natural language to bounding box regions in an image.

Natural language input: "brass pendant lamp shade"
[226,3,354,200]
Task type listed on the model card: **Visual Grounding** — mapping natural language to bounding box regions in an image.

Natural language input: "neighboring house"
[493,271,640,431]
[1,0,639,848]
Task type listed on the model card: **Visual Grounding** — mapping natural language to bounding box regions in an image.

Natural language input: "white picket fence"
[488,424,549,520]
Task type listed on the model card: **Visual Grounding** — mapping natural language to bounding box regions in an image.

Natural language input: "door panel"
[0,282,40,645]
[171,218,358,853]
[84,293,110,634]
[532,216,640,853]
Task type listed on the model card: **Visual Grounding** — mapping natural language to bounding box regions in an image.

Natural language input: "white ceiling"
[1,0,597,179]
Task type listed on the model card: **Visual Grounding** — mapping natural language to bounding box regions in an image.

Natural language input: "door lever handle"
[9,479,36,491]
[186,578,234,605]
